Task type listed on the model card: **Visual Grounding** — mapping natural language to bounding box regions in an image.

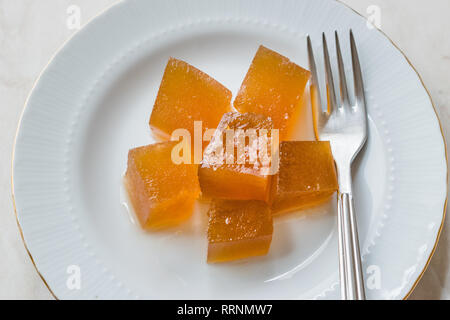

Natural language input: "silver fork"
[307,31,368,300]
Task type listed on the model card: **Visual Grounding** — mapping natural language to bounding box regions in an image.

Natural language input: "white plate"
[12,0,447,300]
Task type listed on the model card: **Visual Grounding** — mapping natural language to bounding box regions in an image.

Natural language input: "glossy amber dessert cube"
[149,58,232,148]
[270,141,338,214]
[124,141,200,230]
[199,112,276,201]
[234,46,311,140]
[207,200,273,263]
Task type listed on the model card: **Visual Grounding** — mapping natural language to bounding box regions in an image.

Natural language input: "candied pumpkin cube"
[234,46,311,140]
[207,200,273,263]
[149,58,232,149]
[270,141,338,214]
[124,141,200,230]
[199,112,277,201]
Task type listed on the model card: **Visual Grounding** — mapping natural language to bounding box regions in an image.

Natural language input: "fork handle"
[338,192,366,300]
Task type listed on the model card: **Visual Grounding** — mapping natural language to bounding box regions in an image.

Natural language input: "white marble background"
[0,0,448,299]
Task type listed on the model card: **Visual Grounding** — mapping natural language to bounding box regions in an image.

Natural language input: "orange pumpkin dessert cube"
[124,141,200,230]
[234,46,311,140]
[270,141,338,214]
[207,200,273,263]
[149,58,232,149]
[199,112,276,201]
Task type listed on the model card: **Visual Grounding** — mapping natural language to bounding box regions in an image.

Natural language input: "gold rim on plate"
[11,0,448,300]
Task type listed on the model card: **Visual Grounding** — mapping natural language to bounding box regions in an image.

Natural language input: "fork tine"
[307,35,321,100]
[350,30,365,109]
[307,35,320,101]
[308,35,327,138]
[322,33,338,114]
[335,31,350,107]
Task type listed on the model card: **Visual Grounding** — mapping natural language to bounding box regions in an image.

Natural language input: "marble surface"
[0,0,448,299]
